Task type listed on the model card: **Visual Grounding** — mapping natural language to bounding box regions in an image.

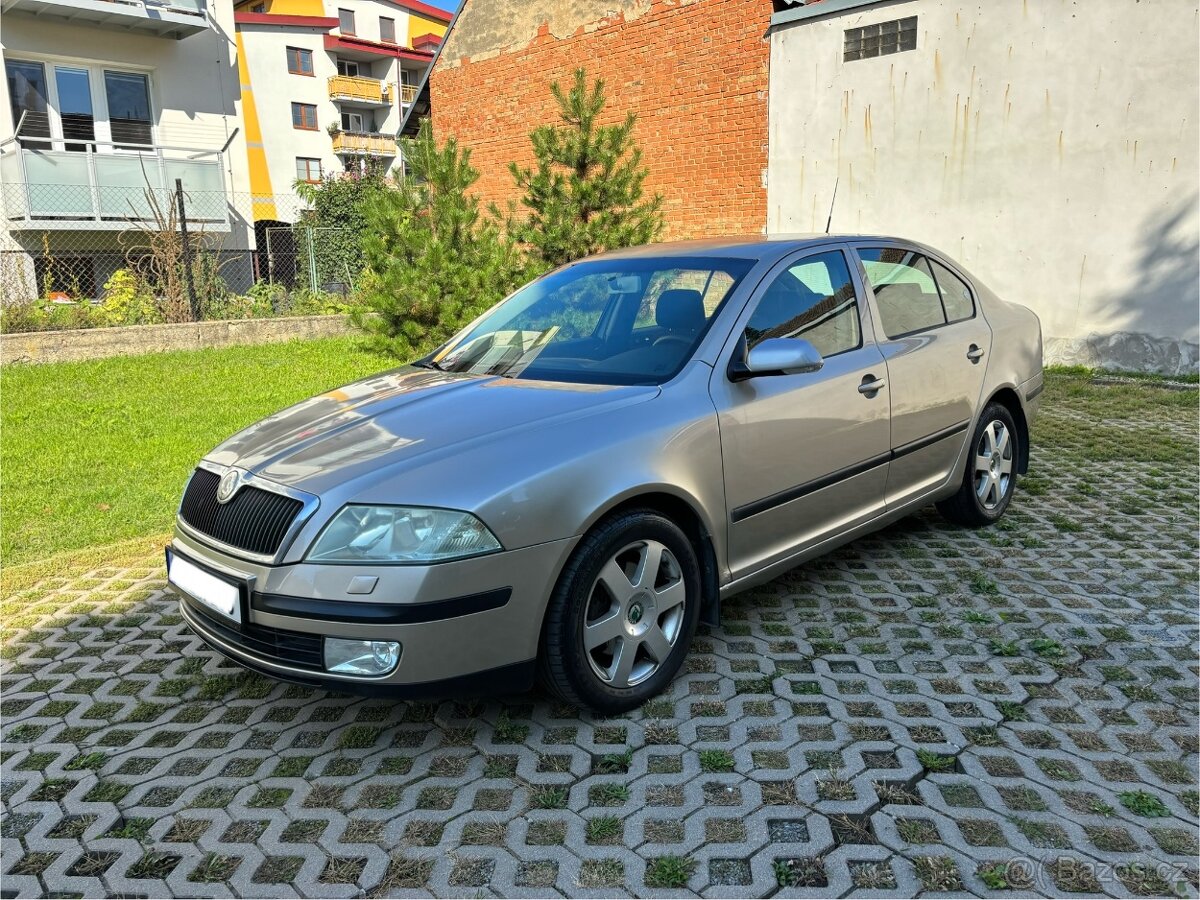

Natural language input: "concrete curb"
[0,314,355,365]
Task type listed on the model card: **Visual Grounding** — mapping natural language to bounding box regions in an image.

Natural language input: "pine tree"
[508,69,664,268]
[356,120,530,357]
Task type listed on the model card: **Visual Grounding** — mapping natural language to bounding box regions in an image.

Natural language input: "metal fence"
[0,182,360,307]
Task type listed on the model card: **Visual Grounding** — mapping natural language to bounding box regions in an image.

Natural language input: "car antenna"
[825,176,839,234]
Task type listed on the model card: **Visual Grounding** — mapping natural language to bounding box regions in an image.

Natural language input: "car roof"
[593,234,926,264]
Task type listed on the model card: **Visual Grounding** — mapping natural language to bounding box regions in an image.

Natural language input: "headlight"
[307,505,502,563]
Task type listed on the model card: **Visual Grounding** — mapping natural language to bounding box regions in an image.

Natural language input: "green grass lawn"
[1,337,393,568]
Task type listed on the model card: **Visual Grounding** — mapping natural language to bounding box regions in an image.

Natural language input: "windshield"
[427,256,756,385]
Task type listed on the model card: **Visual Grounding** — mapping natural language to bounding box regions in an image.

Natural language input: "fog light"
[324,638,400,676]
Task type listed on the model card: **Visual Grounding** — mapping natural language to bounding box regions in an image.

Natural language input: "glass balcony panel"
[3,145,228,228]
[0,152,27,219]
[164,159,225,220]
[94,154,164,219]
[24,151,94,217]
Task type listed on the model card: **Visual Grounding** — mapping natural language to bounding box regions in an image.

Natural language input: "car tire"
[937,402,1020,527]
[538,509,701,714]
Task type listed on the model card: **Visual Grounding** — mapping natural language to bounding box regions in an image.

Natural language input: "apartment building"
[233,0,450,228]
[0,0,252,299]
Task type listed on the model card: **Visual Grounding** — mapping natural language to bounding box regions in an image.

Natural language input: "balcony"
[327,75,393,107]
[399,83,419,105]
[0,0,210,39]
[0,138,229,230]
[330,131,396,157]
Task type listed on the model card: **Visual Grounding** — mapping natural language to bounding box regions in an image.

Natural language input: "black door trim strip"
[891,419,970,460]
[730,419,971,523]
[730,452,891,524]
[253,587,513,625]
[1026,382,1044,401]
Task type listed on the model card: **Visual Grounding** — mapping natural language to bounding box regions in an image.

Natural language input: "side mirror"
[731,337,824,381]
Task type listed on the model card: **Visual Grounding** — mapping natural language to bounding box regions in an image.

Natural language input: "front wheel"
[937,403,1020,527]
[538,510,701,713]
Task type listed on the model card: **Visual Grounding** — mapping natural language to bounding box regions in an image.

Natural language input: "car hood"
[205,366,660,496]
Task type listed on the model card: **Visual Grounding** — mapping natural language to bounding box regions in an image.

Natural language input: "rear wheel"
[538,510,700,713]
[937,402,1019,527]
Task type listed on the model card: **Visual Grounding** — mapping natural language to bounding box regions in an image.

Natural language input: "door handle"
[858,376,886,395]
[967,344,985,362]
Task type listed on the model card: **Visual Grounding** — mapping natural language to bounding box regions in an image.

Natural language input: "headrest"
[655,289,706,334]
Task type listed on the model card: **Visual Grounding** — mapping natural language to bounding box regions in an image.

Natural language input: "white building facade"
[1,0,253,299]
[767,0,1200,373]
[233,0,449,228]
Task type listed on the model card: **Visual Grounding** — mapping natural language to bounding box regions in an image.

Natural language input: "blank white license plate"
[169,553,242,625]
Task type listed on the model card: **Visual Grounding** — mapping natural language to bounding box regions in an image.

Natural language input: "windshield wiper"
[414,359,447,372]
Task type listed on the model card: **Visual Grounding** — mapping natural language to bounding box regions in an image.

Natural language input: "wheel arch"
[985,386,1030,474]
[577,489,722,627]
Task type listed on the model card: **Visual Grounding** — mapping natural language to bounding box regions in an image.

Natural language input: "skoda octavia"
[166,236,1042,712]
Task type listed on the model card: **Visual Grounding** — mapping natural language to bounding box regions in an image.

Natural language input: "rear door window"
[858,248,945,338]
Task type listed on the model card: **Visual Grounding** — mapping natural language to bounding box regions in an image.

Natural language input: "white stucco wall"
[768,0,1200,373]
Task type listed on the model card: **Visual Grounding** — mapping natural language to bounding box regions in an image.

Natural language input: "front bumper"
[168,525,578,692]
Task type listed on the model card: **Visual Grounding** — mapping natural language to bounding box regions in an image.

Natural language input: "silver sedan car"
[166,236,1043,712]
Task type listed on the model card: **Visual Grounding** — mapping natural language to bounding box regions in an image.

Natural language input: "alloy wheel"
[583,539,687,688]
[974,419,1014,510]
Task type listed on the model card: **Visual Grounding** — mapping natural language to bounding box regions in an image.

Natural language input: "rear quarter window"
[928,258,975,323]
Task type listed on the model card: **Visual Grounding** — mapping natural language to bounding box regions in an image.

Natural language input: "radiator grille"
[179,468,304,557]
[184,597,324,671]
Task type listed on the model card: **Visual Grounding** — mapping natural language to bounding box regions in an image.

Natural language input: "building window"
[296,157,322,183]
[844,16,917,62]
[6,60,52,146]
[104,71,152,147]
[340,111,366,133]
[380,16,395,43]
[8,60,155,151]
[291,102,318,130]
[336,59,360,78]
[250,2,265,11]
[338,8,356,35]
[286,47,314,76]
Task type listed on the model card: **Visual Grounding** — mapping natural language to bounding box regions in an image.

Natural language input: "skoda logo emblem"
[628,604,643,625]
[216,469,241,504]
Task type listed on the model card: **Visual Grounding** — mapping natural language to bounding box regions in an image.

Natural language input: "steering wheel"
[651,334,694,353]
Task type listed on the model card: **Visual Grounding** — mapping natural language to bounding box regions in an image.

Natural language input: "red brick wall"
[429,0,770,239]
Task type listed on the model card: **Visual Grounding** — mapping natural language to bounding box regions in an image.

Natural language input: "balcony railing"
[327,75,393,105]
[330,131,396,156]
[3,0,211,38]
[399,83,419,104]
[0,136,229,230]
